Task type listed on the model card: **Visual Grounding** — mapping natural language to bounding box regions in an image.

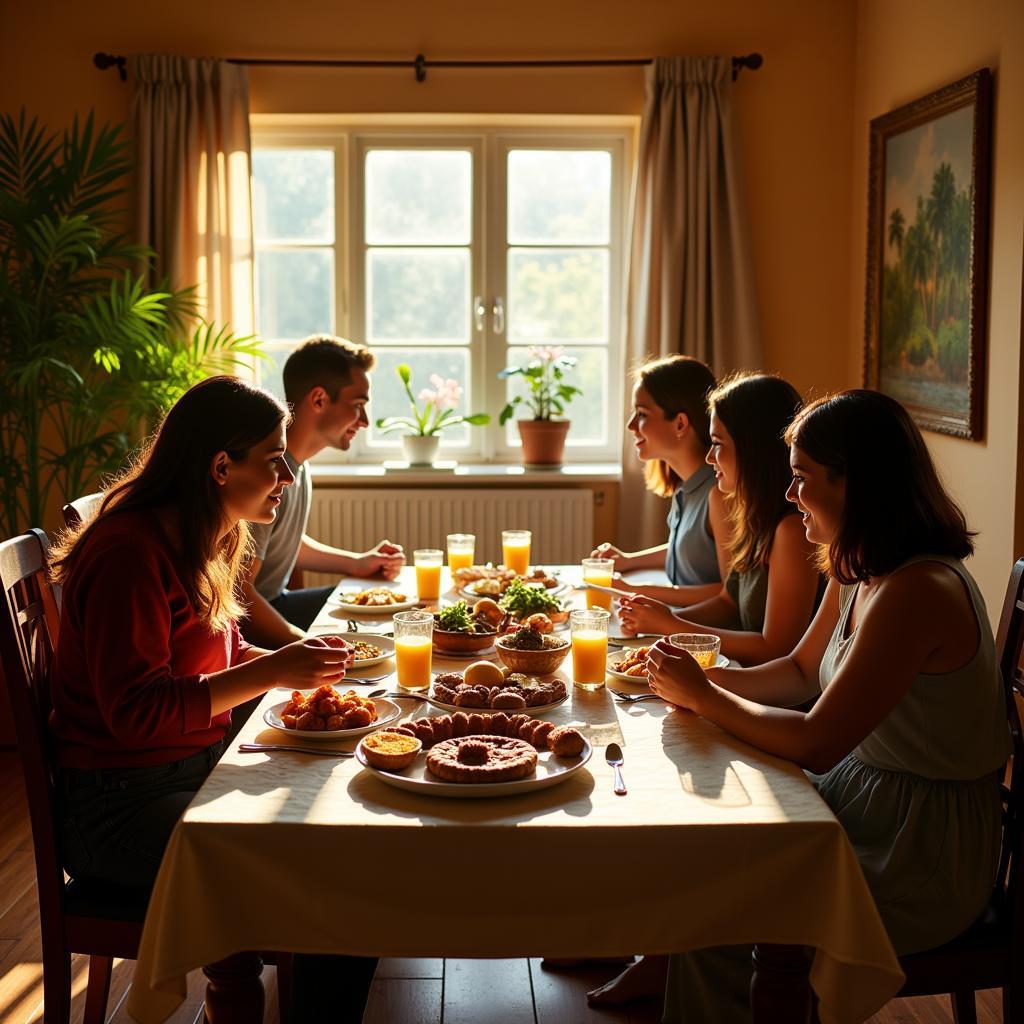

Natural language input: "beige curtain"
[618,56,762,549]
[130,54,254,333]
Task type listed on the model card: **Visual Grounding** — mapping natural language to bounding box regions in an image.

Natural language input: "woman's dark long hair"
[786,389,973,583]
[708,373,803,574]
[634,355,717,498]
[52,376,289,631]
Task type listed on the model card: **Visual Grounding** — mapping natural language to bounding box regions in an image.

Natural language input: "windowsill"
[309,462,622,485]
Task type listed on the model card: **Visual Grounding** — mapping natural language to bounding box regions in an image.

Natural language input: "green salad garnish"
[437,600,476,632]
[499,578,561,615]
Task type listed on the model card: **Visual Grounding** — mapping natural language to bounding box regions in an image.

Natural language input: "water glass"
[570,607,610,690]
[668,633,721,669]
[394,610,434,691]
[414,548,444,601]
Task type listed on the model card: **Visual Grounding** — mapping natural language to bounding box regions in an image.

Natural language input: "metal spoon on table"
[605,742,627,796]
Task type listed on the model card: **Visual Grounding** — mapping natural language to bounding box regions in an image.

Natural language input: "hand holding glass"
[668,633,721,669]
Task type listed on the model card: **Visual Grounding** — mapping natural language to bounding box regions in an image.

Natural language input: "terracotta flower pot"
[517,419,570,467]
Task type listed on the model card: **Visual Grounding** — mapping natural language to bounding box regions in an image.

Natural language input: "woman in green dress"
[647,389,1010,1023]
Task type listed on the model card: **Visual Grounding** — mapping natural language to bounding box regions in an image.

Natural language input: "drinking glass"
[570,607,610,690]
[502,529,531,576]
[446,533,476,573]
[414,548,443,601]
[582,557,614,611]
[668,633,722,669]
[394,610,434,691]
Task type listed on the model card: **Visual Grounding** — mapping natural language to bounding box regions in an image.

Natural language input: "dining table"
[126,564,905,1024]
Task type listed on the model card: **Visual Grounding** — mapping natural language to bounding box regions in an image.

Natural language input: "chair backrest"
[61,492,103,531]
[0,529,67,945]
[993,558,1024,923]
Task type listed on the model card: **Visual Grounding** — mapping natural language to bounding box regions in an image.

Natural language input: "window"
[252,120,632,462]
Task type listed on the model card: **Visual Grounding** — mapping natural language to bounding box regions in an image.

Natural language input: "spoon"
[605,742,627,796]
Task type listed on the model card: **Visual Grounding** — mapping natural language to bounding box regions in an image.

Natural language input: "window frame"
[251,116,635,465]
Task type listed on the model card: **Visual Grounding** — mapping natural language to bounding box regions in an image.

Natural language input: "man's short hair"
[282,335,375,405]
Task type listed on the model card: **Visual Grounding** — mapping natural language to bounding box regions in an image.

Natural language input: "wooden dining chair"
[893,557,1024,1023]
[0,528,292,1023]
[60,492,102,530]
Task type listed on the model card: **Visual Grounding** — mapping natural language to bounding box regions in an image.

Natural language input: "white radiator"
[304,487,593,586]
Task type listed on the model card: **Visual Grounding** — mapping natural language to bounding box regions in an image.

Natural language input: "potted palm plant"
[498,346,582,467]
[375,364,490,465]
[0,110,262,536]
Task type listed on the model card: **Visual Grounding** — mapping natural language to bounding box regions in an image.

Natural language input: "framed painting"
[863,68,992,440]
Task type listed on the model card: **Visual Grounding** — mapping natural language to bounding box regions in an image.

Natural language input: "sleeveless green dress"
[813,555,1010,954]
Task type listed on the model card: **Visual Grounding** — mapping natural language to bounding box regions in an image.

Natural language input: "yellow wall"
[1,0,858,398]
[848,0,1024,616]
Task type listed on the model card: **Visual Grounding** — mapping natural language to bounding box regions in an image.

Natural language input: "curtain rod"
[93,51,763,84]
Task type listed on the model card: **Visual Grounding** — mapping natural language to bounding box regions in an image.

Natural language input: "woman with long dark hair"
[647,390,1009,1023]
[51,376,377,1021]
[590,355,731,605]
[619,373,823,665]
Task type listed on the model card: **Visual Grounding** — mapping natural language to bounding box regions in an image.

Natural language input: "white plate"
[356,737,592,798]
[330,593,420,615]
[463,576,566,600]
[421,691,570,717]
[306,631,395,668]
[606,649,728,682]
[263,696,401,741]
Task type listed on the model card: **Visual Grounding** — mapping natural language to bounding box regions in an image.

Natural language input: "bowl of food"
[495,626,571,675]
[498,578,569,627]
[432,600,500,654]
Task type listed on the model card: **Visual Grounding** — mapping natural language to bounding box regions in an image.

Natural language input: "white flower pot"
[401,433,441,466]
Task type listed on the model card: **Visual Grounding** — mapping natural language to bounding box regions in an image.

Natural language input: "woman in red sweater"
[50,376,374,1021]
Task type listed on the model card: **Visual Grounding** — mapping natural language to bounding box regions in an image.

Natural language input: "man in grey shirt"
[242,335,405,647]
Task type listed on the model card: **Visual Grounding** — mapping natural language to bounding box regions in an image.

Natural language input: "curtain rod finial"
[93,52,127,81]
[414,53,426,83]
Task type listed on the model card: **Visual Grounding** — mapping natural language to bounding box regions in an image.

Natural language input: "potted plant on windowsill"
[375,364,490,466]
[498,346,581,467]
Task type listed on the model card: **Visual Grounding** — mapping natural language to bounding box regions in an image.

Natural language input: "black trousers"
[57,741,377,1021]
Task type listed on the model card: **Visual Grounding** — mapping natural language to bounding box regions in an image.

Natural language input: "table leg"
[751,943,814,1023]
[203,951,265,1023]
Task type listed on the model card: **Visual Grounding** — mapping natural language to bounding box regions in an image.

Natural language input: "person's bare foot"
[586,954,669,1006]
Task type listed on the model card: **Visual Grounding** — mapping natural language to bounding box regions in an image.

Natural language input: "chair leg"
[951,990,978,1024]
[276,954,293,1024]
[41,949,71,1024]
[83,955,114,1024]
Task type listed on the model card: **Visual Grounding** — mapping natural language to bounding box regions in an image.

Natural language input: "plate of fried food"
[264,685,401,740]
[356,712,592,798]
[330,587,419,615]
[606,645,728,682]
[426,666,570,716]
[306,631,394,668]
[455,566,564,599]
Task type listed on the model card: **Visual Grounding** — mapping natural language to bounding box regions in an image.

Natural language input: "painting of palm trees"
[864,70,991,440]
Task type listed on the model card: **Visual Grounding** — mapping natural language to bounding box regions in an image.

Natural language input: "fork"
[238,743,356,757]
[611,689,664,703]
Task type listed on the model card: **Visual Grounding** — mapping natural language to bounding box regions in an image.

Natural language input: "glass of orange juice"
[502,529,531,576]
[394,610,434,691]
[414,549,443,602]
[570,608,610,690]
[668,632,721,669]
[582,557,614,611]
[446,533,475,573]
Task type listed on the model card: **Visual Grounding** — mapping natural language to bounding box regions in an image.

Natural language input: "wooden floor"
[0,752,1002,1024]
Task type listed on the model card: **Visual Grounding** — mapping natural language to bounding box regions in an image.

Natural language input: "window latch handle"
[492,296,505,335]
[473,295,486,333]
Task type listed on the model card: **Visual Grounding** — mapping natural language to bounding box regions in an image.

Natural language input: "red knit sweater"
[51,510,250,768]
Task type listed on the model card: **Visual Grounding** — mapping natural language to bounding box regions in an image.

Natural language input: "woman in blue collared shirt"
[592,355,731,606]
